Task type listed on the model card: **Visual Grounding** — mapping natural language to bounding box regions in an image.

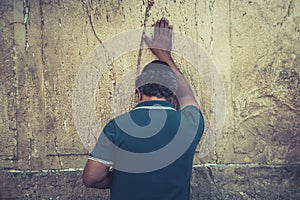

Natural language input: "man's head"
[135,60,178,103]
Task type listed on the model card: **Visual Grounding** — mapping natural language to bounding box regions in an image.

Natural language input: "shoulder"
[180,105,204,127]
[181,105,203,117]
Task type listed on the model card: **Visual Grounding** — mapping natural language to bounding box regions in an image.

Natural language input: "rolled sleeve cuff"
[88,154,114,167]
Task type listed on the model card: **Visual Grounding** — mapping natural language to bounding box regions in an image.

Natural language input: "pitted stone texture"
[0,170,109,200]
[190,165,300,200]
[1,165,299,200]
[0,0,18,161]
[215,0,300,165]
[0,0,299,172]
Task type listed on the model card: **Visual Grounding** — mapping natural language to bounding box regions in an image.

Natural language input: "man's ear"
[135,89,143,102]
[171,95,180,110]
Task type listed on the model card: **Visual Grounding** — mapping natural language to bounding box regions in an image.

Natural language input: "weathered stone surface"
[210,0,300,165]
[0,0,17,161]
[0,0,297,168]
[0,0,299,198]
[1,165,299,200]
[0,169,109,199]
[191,165,300,200]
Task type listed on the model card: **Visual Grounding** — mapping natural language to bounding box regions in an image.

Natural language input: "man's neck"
[138,95,166,103]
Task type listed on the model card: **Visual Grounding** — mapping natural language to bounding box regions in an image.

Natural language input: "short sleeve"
[89,120,115,166]
[181,105,204,137]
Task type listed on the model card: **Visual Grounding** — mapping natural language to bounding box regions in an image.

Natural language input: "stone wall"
[0,0,299,199]
[1,165,299,199]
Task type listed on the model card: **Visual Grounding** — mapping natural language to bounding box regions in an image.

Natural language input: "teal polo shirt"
[89,100,204,200]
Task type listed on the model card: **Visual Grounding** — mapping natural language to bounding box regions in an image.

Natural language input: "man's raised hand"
[144,18,173,61]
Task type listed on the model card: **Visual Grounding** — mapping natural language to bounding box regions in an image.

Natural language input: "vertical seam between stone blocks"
[228,0,235,158]
[207,166,223,198]
[136,0,154,75]
[12,0,22,162]
[38,0,49,169]
[38,0,63,169]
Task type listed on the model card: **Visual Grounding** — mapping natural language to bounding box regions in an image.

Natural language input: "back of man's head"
[135,60,178,102]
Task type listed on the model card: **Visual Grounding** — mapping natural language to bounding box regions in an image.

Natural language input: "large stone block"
[0,0,18,161]
[0,0,299,198]
[1,165,299,199]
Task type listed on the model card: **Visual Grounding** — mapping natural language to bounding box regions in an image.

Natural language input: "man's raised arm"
[144,18,199,109]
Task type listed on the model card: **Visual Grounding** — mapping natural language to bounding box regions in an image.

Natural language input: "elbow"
[82,170,99,188]
[83,180,92,188]
[83,176,110,189]
[82,171,109,189]
[82,174,93,188]
[82,159,111,189]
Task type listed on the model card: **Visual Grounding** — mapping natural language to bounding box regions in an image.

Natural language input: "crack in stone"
[193,0,208,50]
[207,166,223,198]
[136,0,154,75]
[38,0,45,66]
[37,0,64,169]
[276,0,293,27]
[209,0,215,13]
[28,138,33,166]
[81,0,112,64]
[53,136,64,169]
[23,0,30,51]
[81,0,117,88]
[23,0,36,167]
[82,0,105,49]
[208,0,215,54]
[38,0,48,169]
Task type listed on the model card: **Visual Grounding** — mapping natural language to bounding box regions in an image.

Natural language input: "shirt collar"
[135,100,173,109]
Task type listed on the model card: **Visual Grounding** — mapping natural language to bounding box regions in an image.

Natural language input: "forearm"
[144,18,199,108]
[82,160,112,189]
[156,54,197,102]
[85,171,112,189]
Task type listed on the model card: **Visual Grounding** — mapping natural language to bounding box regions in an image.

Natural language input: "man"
[83,18,204,200]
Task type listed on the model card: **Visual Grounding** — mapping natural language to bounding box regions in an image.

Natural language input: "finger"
[164,19,170,35]
[159,18,165,28]
[160,18,167,35]
[154,20,160,37]
[168,25,173,38]
[165,19,169,27]
[162,17,167,27]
